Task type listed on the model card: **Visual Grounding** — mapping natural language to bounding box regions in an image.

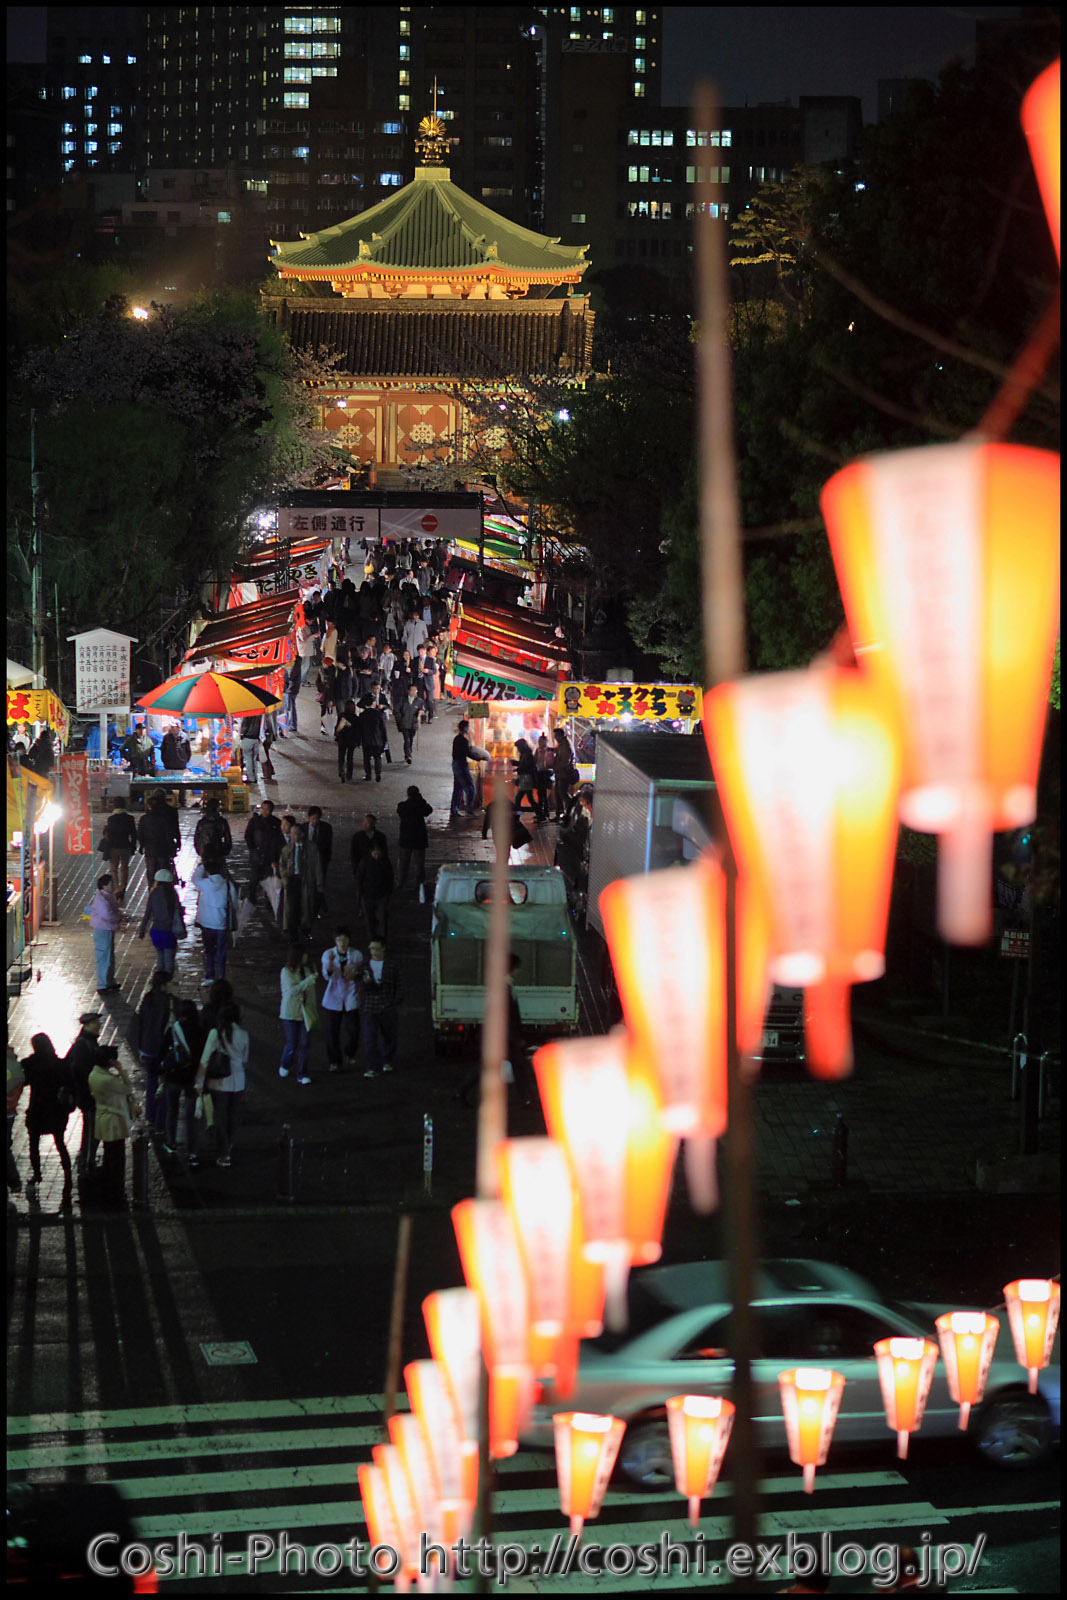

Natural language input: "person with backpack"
[137,868,184,976]
[193,797,232,860]
[21,1033,75,1203]
[160,999,204,1160]
[135,970,174,1132]
[191,855,238,985]
[196,1001,250,1168]
[101,797,137,898]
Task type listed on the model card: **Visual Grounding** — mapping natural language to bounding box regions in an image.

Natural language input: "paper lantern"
[358,1463,410,1592]
[373,1443,420,1584]
[388,1413,442,1547]
[1022,59,1060,259]
[1003,1278,1061,1394]
[404,1360,466,1513]
[821,442,1060,944]
[778,1368,846,1493]
[452,1198,535,1456]
[496,1138,576,1373]
[705,667,900,1076]
[423,1288,481,1441]
[935,1312,1000,1430]
[873,1337,939,1459]
[533,1033,676,1328]
[552,1411,626,1539]
[666,1394,735,1527]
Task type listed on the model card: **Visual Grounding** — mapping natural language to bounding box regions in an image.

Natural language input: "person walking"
[21,1033,74,1203]
[358,695,389,783]
[66,1012,105,1176]
[89,873,125,995]
[244,799,283,909]
[417,646,437,724]
[351,813,389,881]
[137,793,180,887]
[193,796,232,861]
[89,1046,138,1206]
[316,663,338,737]
[450,720,489,820]
[101,797,137,898]
[511,738,541,820]
[321,927,363,1073]
[279,822,323,942]
[360,938,401,1077]
[534,733,553,822]
[394,684,422,765]
[239,715,263,784]
[135,970,174,1132]
[137,868,184,976]
[334,698,361,783]
[552,727,577,822]
[279,946,317,1084]
[396,786,433,891]
[403,611,429,658]
[196,1001,249,1168]
[284,657,302,736]
[357,842,393,940]
[160,999,203,1160]
[191,856,237,984]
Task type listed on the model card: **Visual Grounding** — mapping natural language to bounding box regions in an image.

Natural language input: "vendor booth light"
[1022,59,1060,260]
[821,442,1060,945]
[599,853,769,1203]
[1003,1279,1060,1394]
[533,1033,676,1330]
[666,1394,734,1527]
[496,1138,578,1383]
[552,1411,625,1539]
[935,1312,1000,1430]
[452,1199,536,1457]
[873,1337,939,1459]
[778,1368,846,1493]
[704,667,900,1078]
[34,802,64,834]
[357,1463,410,1592]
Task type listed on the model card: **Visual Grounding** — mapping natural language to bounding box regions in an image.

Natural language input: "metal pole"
[382,1213,413,1426]
[30,407,47,686]
[694,79,761,1572]
[1011,1033,1026,1102]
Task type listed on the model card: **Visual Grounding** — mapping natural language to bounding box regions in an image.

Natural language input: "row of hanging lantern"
[358,1274,1060,1578]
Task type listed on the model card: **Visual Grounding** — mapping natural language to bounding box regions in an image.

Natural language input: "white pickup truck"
[430,864,579,1050]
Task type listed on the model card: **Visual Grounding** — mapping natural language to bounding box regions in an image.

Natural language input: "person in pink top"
[89,873,125,995]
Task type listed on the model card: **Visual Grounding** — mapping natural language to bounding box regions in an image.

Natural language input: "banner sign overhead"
[556,682,703,721]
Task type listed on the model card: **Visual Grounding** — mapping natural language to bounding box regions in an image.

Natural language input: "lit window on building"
[399,70,409,85]
[570,6,580,18]
[570,31,581,40]
[636,35,645,47]
[285,66,312,83]
[312,40,340,56]
[86,122,98,135]
[380,121,402,134]
[62,140,76,154]
[62,87,77,99]
[311,66,338,77]
[604,7,614,19]
[109,140,121,154]
[284,91,310,108]
[218,211,231,223]
[651,129,661,145]
[293,146,309,158]
[635,57,645,70]
[79,54,91,64]
[86,85,98,98]
[286,41,311,57]
[64,158,76,173]
[400,18,410,33]
[381,172,403,186]
[636,9,646,22]
[482,187,513,197]
[127,55,136,65]
[63,122,75,134]
[398,95,411,109]
[86,141,98,152]
[439,108,454,119]
[108,122,122,135]
[399,44,410,59]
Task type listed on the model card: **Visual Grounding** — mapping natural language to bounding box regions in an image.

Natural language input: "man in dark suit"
[306,806,333,915]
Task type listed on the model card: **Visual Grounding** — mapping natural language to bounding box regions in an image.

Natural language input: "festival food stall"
[555,681,704,782]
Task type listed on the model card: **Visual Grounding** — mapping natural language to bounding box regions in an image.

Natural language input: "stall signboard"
[6,688,71,746]
[68,629,137,713]
[557,682,703,721]
[455,667,545,702]
[226,635,295,668]
[60,753,93,855]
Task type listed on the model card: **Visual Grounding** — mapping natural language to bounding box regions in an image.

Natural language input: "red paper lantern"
[1003,1278,1061,1394]
[404,1359,467,1521]
[533,1033,676,1328]
[704,667,900,1076]
[1022,59,1061,260]
[373,1442,420,1585]
[821,442,1060,944]
[452,1198,536,1456]
[778,1367,846,1493]
[666,1394,735,1527]
[423,1287,481,1504]
[496,1138,577,1375]
[552,1411,626,1538]
[599,855,769,1206]
[388,1412,442,1549]
[358,1462,409,1591]
[935,1312,1000,1430]
[873,1337,939,1459]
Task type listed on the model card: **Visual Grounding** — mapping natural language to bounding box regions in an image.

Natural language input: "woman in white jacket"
[191,856,238,987]
[279,946,318,1084]
[197,1001,249,1168]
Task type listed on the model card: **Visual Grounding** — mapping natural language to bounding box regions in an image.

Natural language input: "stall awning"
[459,599,567,651]
[6,687,71,745]
[186,592,300,662]
[452,645,561,702]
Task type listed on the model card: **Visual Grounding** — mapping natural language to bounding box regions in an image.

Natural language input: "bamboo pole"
[382,1213,413,1426]
[693,81,762,1570]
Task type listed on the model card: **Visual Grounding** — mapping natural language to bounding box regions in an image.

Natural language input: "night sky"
[9,5,1022,126]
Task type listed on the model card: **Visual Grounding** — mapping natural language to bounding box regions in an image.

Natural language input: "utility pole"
[30,407,47,685]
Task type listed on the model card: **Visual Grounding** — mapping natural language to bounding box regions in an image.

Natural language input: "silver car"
[525,1258,1060,1484]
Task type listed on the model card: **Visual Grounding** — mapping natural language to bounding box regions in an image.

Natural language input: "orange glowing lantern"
[496,1138,576,1375]
[452,1198,536,1457]
[553,1411,626,1539]
[373,1442,420,1585]
[404,1358,469,1546]
[666,1394,735,1527]
[1022,59,1060,260]
[821,442,1060,945]
[935,1312,1000,1430]
[358,1462,410,1592]
[599,855,769,1208]
[533,1032,676,1328]
[388,1412,442,1547]
[778,1367,846,1493]
[423,1286,481,1504]
[873,1337,939,1459]
[704,667,900,1077]
[1003,1278,1061,1394]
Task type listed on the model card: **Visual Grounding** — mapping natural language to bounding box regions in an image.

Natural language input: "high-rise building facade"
[44,6,139,183]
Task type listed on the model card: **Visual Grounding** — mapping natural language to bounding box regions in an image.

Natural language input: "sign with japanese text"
[225,636,294,668]
[278,508,381,542]
[5,688,71,746]
[556,682,703,722]
[999,928,1031,959]
[61,753,93,855]
[69,628,136,713]
[455,668,545,703]
[276,504,482,544]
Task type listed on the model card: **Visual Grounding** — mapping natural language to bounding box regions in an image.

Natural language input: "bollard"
[277,1123,297,1203]
[130,1129,150,1210]
[830,1115,848,1188]
[1037,1052,1050,1121]
[423,1113,434,1196]
[1011,1033,1027,1102]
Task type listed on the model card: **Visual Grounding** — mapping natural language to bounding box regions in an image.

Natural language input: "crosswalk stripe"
[7,1424,383,1473]
[493,1470,906,1514]
[6,1394,388,1437]
[111,1461,362,1502]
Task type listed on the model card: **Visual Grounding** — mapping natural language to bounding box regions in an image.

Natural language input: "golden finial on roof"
[416,80,449,167]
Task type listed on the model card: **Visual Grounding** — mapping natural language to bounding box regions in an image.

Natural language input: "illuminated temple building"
[263,112,594,477]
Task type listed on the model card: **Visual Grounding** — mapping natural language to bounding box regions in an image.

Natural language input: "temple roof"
[271,166,589,287]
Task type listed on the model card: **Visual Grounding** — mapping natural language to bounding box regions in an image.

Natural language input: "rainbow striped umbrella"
[136,669,281,717]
